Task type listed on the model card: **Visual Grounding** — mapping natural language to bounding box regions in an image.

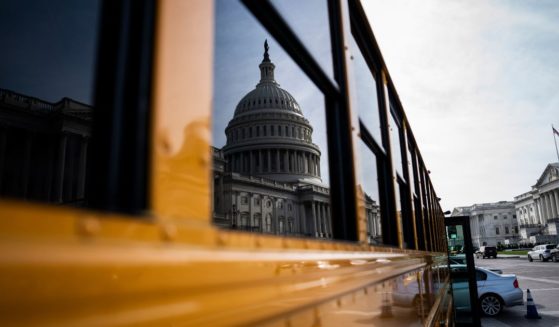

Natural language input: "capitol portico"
[514,163,559,243]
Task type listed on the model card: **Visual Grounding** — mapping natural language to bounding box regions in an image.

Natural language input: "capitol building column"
[554,190,559,218]
[326,204,334,237]
[551,191,558,219]
[538,196,546,224]
[276,149,280,172]
[258,150,263,173]
[311,202,318,237]
[283,151,289,173]
[320,202,326,237]
[540,195,546,223]
[533,199,540,225]
[544,193,552,223]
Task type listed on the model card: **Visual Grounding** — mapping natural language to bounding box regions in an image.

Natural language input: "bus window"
[270,0,335,83]
[389,108,404,177]
[0,0,100,206]
[349,36,383,147]
[356,138,382,245]
[212,0,333,239]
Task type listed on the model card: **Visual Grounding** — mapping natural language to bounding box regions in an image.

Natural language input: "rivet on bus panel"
[161,223,177,241]
[158,136,172,155]
[216,233,227,246]
[312,307,321,327]
[77,217,100,237]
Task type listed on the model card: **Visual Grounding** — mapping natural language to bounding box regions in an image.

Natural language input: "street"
[475,257,559,327]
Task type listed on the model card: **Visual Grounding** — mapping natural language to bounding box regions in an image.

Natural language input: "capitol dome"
[222,41,322,184]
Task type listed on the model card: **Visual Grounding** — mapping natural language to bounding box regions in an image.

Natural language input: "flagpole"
[554,125,559,163]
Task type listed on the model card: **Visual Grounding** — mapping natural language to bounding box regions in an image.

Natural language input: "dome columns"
[226,149,321,179]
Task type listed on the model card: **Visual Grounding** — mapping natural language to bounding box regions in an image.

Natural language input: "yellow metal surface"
[151,0,213,222]
[0,1,450,326]
[0,199,445,326]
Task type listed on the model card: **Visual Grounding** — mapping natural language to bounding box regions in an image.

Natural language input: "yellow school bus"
[0,0,452,325]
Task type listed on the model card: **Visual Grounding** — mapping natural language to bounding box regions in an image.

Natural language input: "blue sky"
[363,0,559,210]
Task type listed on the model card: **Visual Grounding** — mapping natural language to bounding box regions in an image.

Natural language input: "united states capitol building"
[211,42,380,240]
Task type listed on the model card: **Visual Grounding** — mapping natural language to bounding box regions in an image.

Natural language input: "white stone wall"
[452,202,519,247]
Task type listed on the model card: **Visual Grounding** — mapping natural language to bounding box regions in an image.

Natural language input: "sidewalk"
[496,254,527,259]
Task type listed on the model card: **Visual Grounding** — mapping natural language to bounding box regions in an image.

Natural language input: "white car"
[528,244,556,262]
[450,265,523,316]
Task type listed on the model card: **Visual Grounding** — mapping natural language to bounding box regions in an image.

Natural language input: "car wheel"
[553,255,558,263]
[540,254,548,262]
[480,294,503,316]
[528,255,533,262]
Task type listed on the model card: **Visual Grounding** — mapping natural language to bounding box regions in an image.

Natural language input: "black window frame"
[243,0,358,241]
[87,0,156,214]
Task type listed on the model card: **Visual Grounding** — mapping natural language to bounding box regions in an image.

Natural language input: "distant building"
[514,162,559,243]
[451,201,519,247]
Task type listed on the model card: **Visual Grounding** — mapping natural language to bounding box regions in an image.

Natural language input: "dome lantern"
[259,39,276,85]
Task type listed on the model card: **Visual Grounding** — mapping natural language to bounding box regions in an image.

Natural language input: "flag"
[554,126,559,136]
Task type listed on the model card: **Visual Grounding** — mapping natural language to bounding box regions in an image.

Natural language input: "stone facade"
[0,88,91,204]
[514,163,559,243]
[451,201,519,247]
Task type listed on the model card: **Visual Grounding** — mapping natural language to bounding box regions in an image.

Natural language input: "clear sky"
[363,0,559,211]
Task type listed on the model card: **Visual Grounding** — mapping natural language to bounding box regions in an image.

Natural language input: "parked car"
[449,254,467,265]
[450,265,523,316]
[450,255,502,273]
[528,244,556,262]
[551,245,559,262]
[392,264,518,317]
[477,246,497,259]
